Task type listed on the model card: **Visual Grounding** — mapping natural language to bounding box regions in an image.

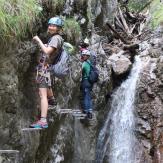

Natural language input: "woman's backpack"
[49,35,72,79]
[51,49,69,78]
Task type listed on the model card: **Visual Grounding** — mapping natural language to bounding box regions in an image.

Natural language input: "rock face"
[62,0,117,35]
[135,31,163,162]
[0,38,112,163]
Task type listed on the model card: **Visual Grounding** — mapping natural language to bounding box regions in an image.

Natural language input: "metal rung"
[48,106,57,110]
[22,128,43,131]
[0,150,19,154]
[73,111,82,113]
[72,110,82,113]
[73,113,87,117]
[59,109,83,115]
[75,117,86,119]
[61,109,82,113]
[60,111,72,114]
[60,109,72,111]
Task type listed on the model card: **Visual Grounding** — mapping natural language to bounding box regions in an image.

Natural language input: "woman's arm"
[33,36,56,55]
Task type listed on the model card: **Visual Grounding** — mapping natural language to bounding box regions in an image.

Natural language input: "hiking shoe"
[82,110,87,114]
[48,98,57,106]
[30,120,48,129]
[87,112,93,119]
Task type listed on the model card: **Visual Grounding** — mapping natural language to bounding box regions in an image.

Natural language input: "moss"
[149,0,163,29]
[0,0,42,41]
[63,18,81,43]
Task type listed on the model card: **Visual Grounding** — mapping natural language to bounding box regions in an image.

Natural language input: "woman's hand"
[32,35,55,55]
[33,36,40,43]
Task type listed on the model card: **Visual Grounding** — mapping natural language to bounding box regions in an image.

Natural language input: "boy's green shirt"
[82,60,91,79]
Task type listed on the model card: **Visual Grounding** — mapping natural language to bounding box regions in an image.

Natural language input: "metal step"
[0,150,19,154]
[48,106,57,110]
[72,113,87,117]
[59,109,82,114]
[75,116,86,119]
[59,109,72,114]
[21,128,44,131]
[48,108,83,114]
[72,110,82,114]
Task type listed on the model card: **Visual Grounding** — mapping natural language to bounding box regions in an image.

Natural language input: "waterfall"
[96,56,142,163]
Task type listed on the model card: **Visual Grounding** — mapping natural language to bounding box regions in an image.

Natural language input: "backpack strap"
[53,48,63,64]
[48,34,64,65]
[86,60,93,68]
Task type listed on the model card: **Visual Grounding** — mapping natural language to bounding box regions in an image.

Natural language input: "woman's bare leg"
[39,88,48,118]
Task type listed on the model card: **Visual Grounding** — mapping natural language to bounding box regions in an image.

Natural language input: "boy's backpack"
[51,49,69,78]
[89,49,97,66]
[86,61,99,84]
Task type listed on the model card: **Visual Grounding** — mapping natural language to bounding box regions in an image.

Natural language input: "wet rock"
[136,118,151,139]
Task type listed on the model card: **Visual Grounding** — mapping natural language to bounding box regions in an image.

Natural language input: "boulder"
[109,51,132,75]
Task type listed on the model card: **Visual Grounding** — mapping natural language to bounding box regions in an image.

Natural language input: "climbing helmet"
[84,37,89,45]
[48,17,64,27]
[81,49,91,56]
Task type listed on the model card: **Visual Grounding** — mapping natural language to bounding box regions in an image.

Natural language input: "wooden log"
[106,23,130,44]
[118,6,130,34]
[123,44,139,51]
[115,15,125,31]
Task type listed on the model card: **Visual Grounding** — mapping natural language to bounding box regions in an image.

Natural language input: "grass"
[149,0,163,28]
[0,0,42,41]
[63,18,81,43]
[127,0,163,29]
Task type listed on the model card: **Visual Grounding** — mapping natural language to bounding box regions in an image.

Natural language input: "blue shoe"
[30,120,48,129]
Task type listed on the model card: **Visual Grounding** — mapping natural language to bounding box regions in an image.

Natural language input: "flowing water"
[96,56,142,163]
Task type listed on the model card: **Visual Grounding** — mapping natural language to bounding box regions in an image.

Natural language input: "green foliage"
[44,0,65,14]
[63,18,81,43]
[0,0,42,41]
[52,0,65,10]
[63,42,75,55]
[127,0,150,12]
[149,0,163,28]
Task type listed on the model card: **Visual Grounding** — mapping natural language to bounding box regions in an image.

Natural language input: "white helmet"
[82,49,91,56]
[84,37,89,45]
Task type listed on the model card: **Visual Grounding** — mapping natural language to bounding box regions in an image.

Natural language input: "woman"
[30,17,64,128]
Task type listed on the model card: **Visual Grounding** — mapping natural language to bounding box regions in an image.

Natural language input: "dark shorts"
[37,72,52,88]
[38,80,50,88]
